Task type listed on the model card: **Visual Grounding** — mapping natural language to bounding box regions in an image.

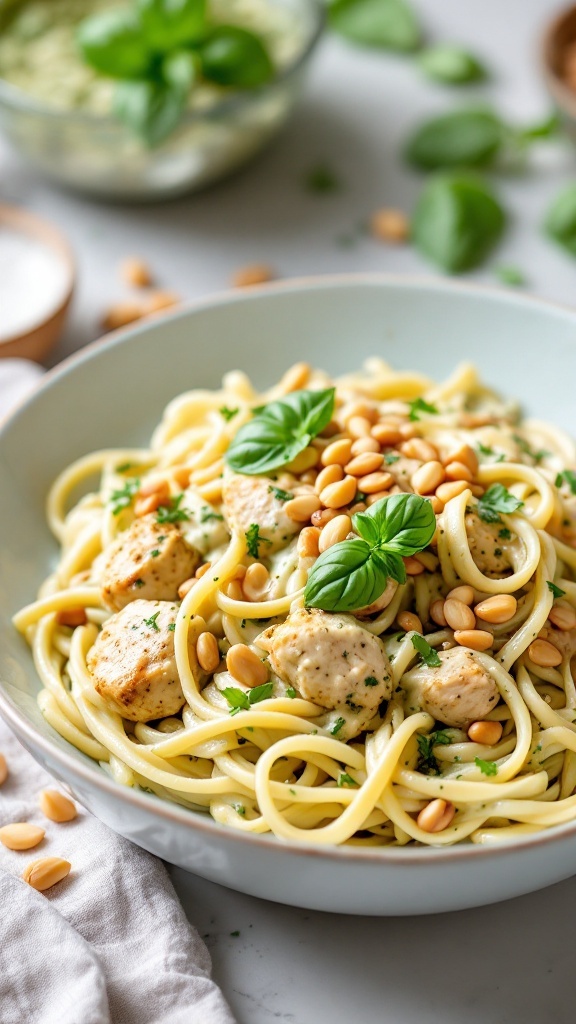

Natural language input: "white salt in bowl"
[0,205,74,362]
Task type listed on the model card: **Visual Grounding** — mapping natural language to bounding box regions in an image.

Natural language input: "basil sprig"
[412,174,505,273]
[304,493,436,612]
[225,389,335,476]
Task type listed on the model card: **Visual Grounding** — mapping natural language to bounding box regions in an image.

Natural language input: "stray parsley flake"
[110,477,140,515]
[305,163,340,194]
[143,611,160,631]
[337,772,358,788]
[200,507,224,523]
[547,580,566,599]
[512,434,549,464]
[556,470,576,495]
[156,494,191,524]
[220,407,239,421]
[330,717,346,736]
[411,633,442,668]
[150,549,160,558]
[230,930,240,937]
[408,397,439,422]
[364,676,379,687]
[245,523,272,559]
[417,730,452,775]
[474,756,498,776]
[168,622,176,631]
[476,484,523,524]
[384,453,400,465]
[498,527,511,540]
[268,485,293,502]
[286,686,297,699]
[115,462,134,473]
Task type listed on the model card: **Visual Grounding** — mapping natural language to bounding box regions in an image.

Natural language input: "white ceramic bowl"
[2,276,576,916]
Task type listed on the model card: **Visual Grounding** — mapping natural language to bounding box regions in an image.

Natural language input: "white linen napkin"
[0,359,237,1024]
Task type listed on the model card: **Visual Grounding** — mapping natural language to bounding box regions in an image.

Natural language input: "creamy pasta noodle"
[14,359,576,847]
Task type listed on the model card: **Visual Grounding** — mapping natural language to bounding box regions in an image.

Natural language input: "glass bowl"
[0,0,323,201]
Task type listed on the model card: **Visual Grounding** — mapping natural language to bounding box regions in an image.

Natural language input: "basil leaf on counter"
[412,174,505,272]
[405,108,503,171]
[328,0,421,52]
[200,26,274,87]
[418,45,487,85]
[225,388,335,475]
[476,484,523,524]
[138,0,206,50]
[77,9,151,78]
[544,184,576,258]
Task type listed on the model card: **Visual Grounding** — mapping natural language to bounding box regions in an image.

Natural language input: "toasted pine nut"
[311,507,341,528]
[345,452,384,476]
[474,594,517,624]
[298,526,321,558]
[467,721,503,745]
[0,754,7,786]
[350,436,380,455]
[370,207,409,243]
[528,638,562,667]
[134,481,170,516]
[320,476,358,509]
[39,790,77,823]
[444,461,473,482]
[319,420,340,438]
[22,857,71,892]
[404,556,425,575]
[139,478,170,499]
[172,467,191,489]
[120,256,153,288]
[366,490,391,506]
[178,577,196,599]
[347,416,372,439]
[243,563,270,600]
[56,608,87,628]
[411,461,445,495]
[145,290,180,313]
[371,423,402,446]
[344,401,378,424]
[102,302,144,331]
[400,438,438,462]
[469,484,485,498]
[299,470,317,485]
[549,601,576,631]
[293,484,316,496]
[233,263,274,288]
[444,599,476,631]
[436,480,469,503]
[279,362,311,393]
[319,515,351,552]
[196,632,220,673]
[430,599,448,627]
[445,443,478,475]
[284,494,321,522]
[397,611,423,633]
[0,823,45,851]
[358,471,394,494]
[349,501,367,514]
[447,585,475,606]
[428,496,443,514]
[453,629,493,651]
[285,447,318,474]
[226,580,245,602]
[321,438,353,467]
[315,464,344,493]
[398,422,419,440]
[226,644,269,687]
[417,799,455,833]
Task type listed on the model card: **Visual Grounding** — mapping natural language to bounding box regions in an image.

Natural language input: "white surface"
[1,0,576,1020]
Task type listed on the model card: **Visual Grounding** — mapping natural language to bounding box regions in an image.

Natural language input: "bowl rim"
[0,0,324,128]
[4,270,576,865]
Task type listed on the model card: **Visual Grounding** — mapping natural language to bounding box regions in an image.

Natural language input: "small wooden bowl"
[0,205,75,363]
[542,5,576,141]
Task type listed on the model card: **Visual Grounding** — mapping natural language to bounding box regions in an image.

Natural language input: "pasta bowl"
[2,275,576,915]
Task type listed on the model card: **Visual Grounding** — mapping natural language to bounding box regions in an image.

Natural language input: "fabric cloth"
[0,360,237,1024]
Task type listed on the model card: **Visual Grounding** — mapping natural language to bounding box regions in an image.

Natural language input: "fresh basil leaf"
[474,756,498,776]
[405,108,503,171]
[77,10,152,79]
[418,45,487,85]
[138,0,206,50]
[545,184,576,258]
[304,539,389,612]
[113,78,188,147]
[222,687,250,713]
[556,470,576,495]
[353,493,436,556]
[162,48,197,92]
[547,581,566,599]
[249,682,273,704]
[477,484,523,524]
[328,0,422,53]
[225,388,335,475]
[412,174,506,272]
[200,26,273,88]
[408,396,438,421]
[411,633,442,667]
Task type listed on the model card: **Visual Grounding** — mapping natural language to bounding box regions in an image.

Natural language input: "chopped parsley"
[110,477,140,515]
[330,717,346,736]
[168,623,176,632]
[230,930,240,937]
[155,494,191,524]
[337,772,358,788]
[556,470,576,495]
[234,804,246,816]
[476,484,524,524]
[498,527,512,540]
[417,730,452,775]
[268,486,293,502]
[364,676,379,687]
[547,580,566,599]
[476,443,505,462]
[219,406,239,421]
[245,523,272,559]
[115,462,134,473]
[150,549,160,558]
[286,686,297,699]
[411,633,442,668]
[384,453,400,465]
[222,682,274,715]
[200,507,224,523]
[407,397,439,422]
[305,162,340,194]
[474,756,498,776]
[512,434,549,463]
[143,611,160,631]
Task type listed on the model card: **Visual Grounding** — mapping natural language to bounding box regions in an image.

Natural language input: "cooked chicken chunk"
[465,512,514,578]
[101,514,200,611]
[87,599,205,722]
[402,646,499,728]
[258,608,392,739]
[539,625,576,661]
[222,472,299,554]
[181,488,230,557]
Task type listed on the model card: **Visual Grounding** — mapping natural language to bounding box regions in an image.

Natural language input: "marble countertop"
[2,0,576,1019]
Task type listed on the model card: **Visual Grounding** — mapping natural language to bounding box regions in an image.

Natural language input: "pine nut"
[417,799,455,833]
[139,478,169,499]
[320,476,358,509]
[428,496,443,514]
[444,599,476,631]
[172,466,191,489]
[321,438,353,467]
[351,436,380,455]
[196,632,221,672]
[447,586,475,606]
[404,556,425,575]
[39,790,77,823]
[194,563,211,580]
[470,484,485,498]
[134,481,170,517]
[298,526,321,558]
[453,629,493,651]
[430,599,448,627]
[474,595,517,624]
[371,423,402,446]
[56,608,87,628]
[315,464,344,493]
[22,857,71,892]
[399,422,419,440]
[293,484,316,495]
[226,644,269,687]
[279,362,311,393]
[444,461,473,482]
[528,639,562,667]
[319,515,351,552]
[232,263,274,288]
[345,452,384,476]
[349,501,367,514]
[299,470,317,485]
[445,443,478,475]
[347,416,373,439]
[319,420,340,438]
[549,601,576,631]
[285,447,318,474]
[284,494,322,522]
[467,721,503,745]
[226,580,245,601]
[178,577,196,599]
[400,439,438,462]
[370,207,409,243]
[397,611,423,633]
[411,461,445,495]
[436,480,469,503]
[243,563,270,600]
[366,491,391,506]
[0,754,7,786]
[0,823,45,851]
[311,508,341,528]
[120,256,153,288]
[358,471,394,494]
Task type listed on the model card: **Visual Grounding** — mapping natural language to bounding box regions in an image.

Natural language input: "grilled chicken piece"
[402,646,499,728]
[222,472,299,554]
[465,512,514,578]
[101,514,200,611]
